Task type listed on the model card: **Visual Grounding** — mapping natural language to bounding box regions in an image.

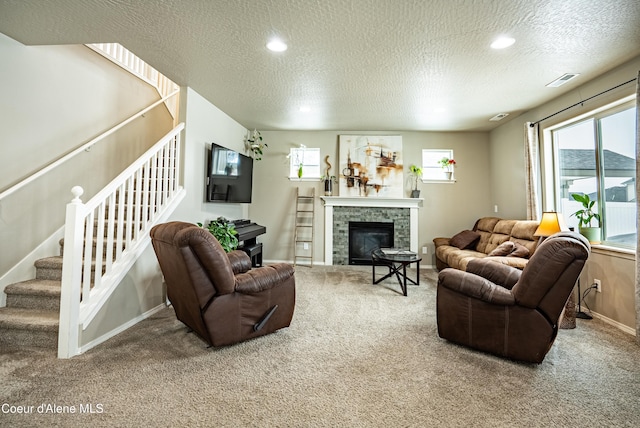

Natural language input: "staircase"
[0,188,135,351]
[0,257,64,350]
[0,44,183,357]
[0,124,184,356]
[0,181,164,351]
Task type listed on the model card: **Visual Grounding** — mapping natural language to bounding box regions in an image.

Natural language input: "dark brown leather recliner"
[436,232,590,363]
[150,221,296,347]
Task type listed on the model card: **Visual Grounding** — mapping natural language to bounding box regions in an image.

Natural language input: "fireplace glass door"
[348,221,394,265]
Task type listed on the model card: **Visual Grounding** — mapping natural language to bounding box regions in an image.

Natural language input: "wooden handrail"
[0,89,179,202]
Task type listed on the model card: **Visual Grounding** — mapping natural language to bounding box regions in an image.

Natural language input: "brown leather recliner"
[436,232,590,363]
[150,221,295,347]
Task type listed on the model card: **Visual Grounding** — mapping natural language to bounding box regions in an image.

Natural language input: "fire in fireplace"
[348,221,394,265]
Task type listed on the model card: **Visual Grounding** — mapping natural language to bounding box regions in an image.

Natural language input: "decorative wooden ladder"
[293,187,315,267]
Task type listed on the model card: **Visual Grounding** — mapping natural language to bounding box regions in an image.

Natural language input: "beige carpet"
[1,265,639,427]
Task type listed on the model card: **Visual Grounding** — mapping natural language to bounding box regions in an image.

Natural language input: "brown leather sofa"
[434,217,540,271]
[150,221,296,347]
[436,232,590,363]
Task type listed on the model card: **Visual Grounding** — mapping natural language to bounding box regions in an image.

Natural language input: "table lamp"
[534,212,591,323]
[534,211,569,241]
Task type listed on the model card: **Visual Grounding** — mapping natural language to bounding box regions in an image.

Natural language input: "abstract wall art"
[338,135,403,197]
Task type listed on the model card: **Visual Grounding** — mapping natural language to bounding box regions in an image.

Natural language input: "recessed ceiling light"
[266,39,287,52]
[490,36,515,49]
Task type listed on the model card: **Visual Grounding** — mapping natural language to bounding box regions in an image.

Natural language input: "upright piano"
[231,219,266,266]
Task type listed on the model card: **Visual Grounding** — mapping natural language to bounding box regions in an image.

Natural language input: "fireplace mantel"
[320,196,423,209]
[320,197,423,265]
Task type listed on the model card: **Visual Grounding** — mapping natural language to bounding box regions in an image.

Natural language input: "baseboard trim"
[78,303,167,355]
[263,260,436,269]
[587,310,636,336]
[264,259,326,266]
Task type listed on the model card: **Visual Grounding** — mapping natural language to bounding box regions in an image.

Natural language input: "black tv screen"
[206,143,254,203]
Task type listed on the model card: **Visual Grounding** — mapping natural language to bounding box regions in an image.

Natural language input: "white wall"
[169,87,249,224]
[0,33,172,278]
[0,32,177,349]
[81,247,166,349]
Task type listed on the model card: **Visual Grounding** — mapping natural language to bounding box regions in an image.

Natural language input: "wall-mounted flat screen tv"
[206,143,253,203]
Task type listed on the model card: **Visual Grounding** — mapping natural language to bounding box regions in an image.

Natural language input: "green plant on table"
[197,217,239,252]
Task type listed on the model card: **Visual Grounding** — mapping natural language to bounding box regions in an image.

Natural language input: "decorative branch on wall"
[338,135,403,197]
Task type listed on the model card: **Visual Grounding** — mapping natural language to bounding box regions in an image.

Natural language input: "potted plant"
[197,217,239,252]
[570,193,601,243]
[438,157,456,180]
[408,165,422,198]
[246,129,267,161]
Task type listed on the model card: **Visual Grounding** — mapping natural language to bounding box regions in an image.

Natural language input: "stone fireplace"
[321,196,423,265]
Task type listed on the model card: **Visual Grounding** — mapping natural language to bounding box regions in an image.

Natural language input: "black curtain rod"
[529,77,637,127]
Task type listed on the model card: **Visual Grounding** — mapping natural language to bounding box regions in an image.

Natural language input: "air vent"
[546,73,580,88]
[489,113,509,121]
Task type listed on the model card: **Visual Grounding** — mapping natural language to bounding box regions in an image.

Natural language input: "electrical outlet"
[422,246,428,254]
[494,205,499,213]
[594,279,602,293]
[303,243,309,250]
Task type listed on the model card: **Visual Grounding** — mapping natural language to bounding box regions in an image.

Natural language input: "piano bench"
[240,242,263,267]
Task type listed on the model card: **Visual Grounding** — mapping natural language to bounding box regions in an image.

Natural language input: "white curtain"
[525,122,540,221]
[635,71,640,343]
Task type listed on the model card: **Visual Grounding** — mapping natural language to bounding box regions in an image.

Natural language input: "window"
[550,101,636,247]
[288,147,321,179]
[421,149,454,181]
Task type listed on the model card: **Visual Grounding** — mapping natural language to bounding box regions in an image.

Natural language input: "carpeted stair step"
[59,237,126,258]
[35,256,64,281]
[57,217,145,245]
[0,307,59,350]
[5,279,61,311]
[105,203,154,218]
[35,256,104,281]
[91,220,138,238]
[114,189,169,201]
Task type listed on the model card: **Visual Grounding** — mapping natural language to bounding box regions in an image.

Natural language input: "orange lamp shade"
[534,212,569,237]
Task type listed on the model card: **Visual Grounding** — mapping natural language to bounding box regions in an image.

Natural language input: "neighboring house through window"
[544,99,636,248]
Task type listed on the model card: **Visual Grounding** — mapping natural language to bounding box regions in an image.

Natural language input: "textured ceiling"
[1,0,639,132]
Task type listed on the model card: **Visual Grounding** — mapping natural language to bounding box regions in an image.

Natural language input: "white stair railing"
[58,123,185,359]
[87,43,179,120]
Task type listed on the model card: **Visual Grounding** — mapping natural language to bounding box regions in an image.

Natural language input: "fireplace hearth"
[348,222,394,265]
